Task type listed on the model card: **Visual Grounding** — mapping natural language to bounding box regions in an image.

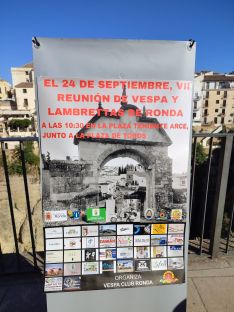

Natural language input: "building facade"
[193,72,234,130]
[11,63,35,113]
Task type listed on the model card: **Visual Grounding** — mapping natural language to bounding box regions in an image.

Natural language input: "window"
[25,71,29,75]
[223,91,227,98]
[23,89,27,93]
[193,113,196,118]
[204,117,207,124]
[205,100,208,106]
[204,109,208,116]
[223,100,226,107]
[222,109,225,114]
[24,99,28,107]
[215,109,219,112]
[206,92,209,98]
[221,117,224,124]
[216,100,219,104]
[217,91,220,95]
[214,117,217,123]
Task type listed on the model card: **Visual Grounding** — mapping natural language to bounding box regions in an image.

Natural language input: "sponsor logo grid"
[44,223,185,292]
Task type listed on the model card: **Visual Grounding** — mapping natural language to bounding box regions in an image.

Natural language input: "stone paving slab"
[188,267,234,278]
[188,255,230,270]
[192,276,234,312]
[187,278,206,312]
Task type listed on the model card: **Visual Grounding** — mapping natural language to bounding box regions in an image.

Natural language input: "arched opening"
[97,148,154,222]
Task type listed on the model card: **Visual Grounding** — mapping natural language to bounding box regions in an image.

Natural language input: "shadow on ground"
[0,253,46,312]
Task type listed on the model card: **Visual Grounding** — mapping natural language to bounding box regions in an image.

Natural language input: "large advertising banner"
[33,38,195,295]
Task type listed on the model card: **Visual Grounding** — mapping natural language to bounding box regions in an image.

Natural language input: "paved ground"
[0,254,234,312]
[187,254,234,312]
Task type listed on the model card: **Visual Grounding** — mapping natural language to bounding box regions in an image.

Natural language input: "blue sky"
[1,0,234,83]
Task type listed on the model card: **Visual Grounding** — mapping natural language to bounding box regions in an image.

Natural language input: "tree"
[8,142,40,174]
[8,119,31,130]
[194,142,207,165]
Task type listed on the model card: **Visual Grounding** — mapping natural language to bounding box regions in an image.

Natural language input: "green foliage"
[195,142,207,165]
[8,142,39,175]
[173,189,187,204]
[8,119,31,130]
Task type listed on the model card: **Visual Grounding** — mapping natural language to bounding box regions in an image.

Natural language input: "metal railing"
[0,134,233,274]
[0,137,39,273]
[190,133,234,257]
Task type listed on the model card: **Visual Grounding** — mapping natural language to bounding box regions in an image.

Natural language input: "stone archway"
[97,147,155,216]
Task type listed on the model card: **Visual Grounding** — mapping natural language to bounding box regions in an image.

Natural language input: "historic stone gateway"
[72,99,173,216]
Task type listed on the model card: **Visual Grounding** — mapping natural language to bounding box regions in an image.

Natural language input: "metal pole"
[1,142,20,264]
[19,141,38,269]
[199,137,213,255]
[209,135,233,258]
[225,201,234,254]
[189,137,197,224]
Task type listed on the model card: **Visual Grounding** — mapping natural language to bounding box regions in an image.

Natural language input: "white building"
[11,63,35,113]
[193,72,234,130]
[172,173,187,190]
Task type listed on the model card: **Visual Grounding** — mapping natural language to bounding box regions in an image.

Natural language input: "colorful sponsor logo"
[134,235,150,246]
[84,249,97,261]
[151,258,168,271]
[117,247,133,259]
[134,246,150,259]
[63,276,81,291]
[64,263,81,276]
[45,263,63,277]
[44,210,67,222]
[134,224,151,235]
[82,225,99,237]
[99,224,116,236]
[64,250,81,262]
[46,251,63,264]
[170,209,183,221]
[168,223,185,234]
[99,248,116,260]
[99,236,116,248]
[117,260,134,273]
[67,210,80,220]
[168,234,184,245]
[135,260,151,271]
[151,246,167,258]
[82,262,99,275]
[151,235,167,246]
[151,224,167,235]
[168,245,184,257]
[101,260,116,272]
[160,271,179,284]
[45,227,63,239]
[46,239,63,251]
[144,209,154,220]
[44,277,63,292]
[64,238,81,249]
[117,236,133,247]
[168,258,184,270]
[117,224,133,235]
[86,207,106,222]
[82,237,99,248]
[64,226,81,237]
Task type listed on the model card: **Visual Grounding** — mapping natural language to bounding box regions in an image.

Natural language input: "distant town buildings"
[11,63,35,112]
[193,71,234,132]
[0,63,234,147]
[0,63,37,146]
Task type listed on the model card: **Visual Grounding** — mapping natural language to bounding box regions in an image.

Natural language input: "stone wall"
[46,141,173,211]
